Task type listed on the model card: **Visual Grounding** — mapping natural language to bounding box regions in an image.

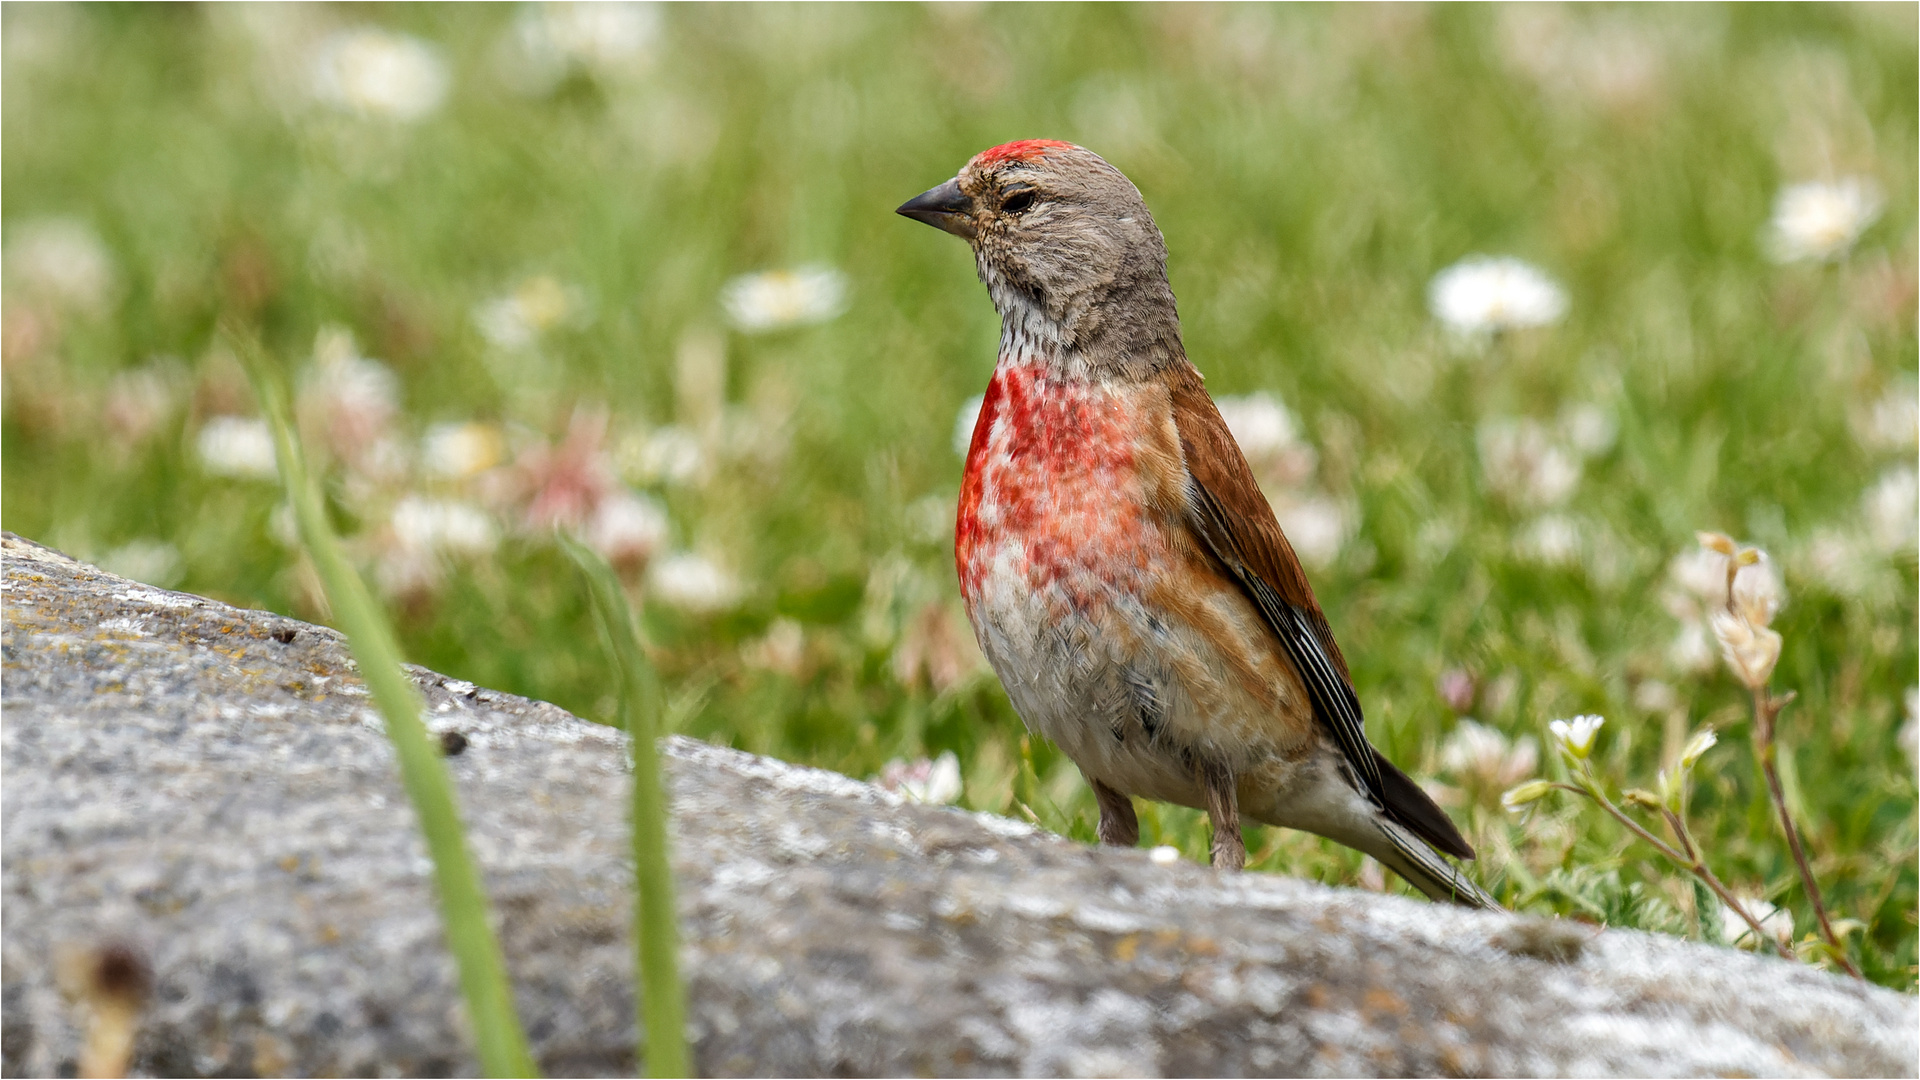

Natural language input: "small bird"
[898,140,1497,907]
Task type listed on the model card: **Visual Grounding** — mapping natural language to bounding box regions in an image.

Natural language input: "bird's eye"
[1001,189,1037,215]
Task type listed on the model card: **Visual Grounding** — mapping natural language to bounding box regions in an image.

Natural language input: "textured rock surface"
[3,532,1914,1078]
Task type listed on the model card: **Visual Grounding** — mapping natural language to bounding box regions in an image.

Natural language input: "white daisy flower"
[1429,256,1568,334]
[1478,418,1581,509]
[312,27,449,122]
[510,1,659,90]
[1274,495,1350,570]
[1668,621,1717,676]
[390,496,499,556]
[421,422,506,480]
[2,217,116,312]
[1440,719,1540,791]
[1215,392,1300,460]
[1559,402,1617,457]
[648,552,739,611]
[1864,465,1918,554]
[1516,513,1583,566]
[300,326,401,470]
[582,489,669,565]
[720,265,847,333]
[196,417,279,479]
[1766,178,1883,263]
[473,275,588,350]
[616,425,705,486]
[1853,380,1918,454]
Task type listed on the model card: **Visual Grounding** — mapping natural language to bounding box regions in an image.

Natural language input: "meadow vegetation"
[4,4,1914,987]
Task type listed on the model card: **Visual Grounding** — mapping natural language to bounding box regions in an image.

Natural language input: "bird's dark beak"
[896,178,976,240]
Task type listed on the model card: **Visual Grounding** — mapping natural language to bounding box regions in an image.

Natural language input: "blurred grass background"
[3,3,1914,986]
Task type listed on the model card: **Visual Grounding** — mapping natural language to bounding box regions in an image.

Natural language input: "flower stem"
[1564,776,1797,962]
[1750,688,1863,979]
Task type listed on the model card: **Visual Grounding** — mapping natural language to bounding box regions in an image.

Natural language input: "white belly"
[966,545,1265,811]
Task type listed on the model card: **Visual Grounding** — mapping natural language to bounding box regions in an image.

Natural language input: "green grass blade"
[559,536,690,1079]
[230,329,538,1078]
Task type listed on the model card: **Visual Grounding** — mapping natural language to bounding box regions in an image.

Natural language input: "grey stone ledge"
[3,533,1914,1077]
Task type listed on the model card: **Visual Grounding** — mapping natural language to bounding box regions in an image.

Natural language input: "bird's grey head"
[898,140,1184,377]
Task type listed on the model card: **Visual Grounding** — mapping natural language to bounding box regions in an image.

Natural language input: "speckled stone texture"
[2,533,1914,1078]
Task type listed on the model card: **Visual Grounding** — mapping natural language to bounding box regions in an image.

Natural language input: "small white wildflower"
[196,417,279,479]
[648,552,739,611]
[1668,622,1717,676]
[1730,552,1786,629]
[1678,729,1718,771]
[1274,495,1350,569]
[473,275,588,350]
[1710,610,1782,691]
[103,361,183,447]
[582,489,669,565]
[1498,8,1662,111]
[1801,529,1873,599]
[743,618,806,677]
[390,496,498,556]
[2,217,115,312]
[1632,679,1678,713]
[631,426,705,486]
[720,266,847,333]
[1855,380,1918,454]
[1479,418,1581,508]
[1148,845,1181,865]
[1516,514,1583,566]
[878,751,962,805]
[1429,256,1568,334]
[1766,178,1883,263]
[510,1,658,90]
[1440,719,1539,790]
[1864,466,1918,554]
[313,27,449,122]
[953,394,985,456]
[1666,546,1731,617]
[1559,402,1617,457]
[1500,779,1554,811]
[99,540,184,589]
[1721,897,1793,950]
[1215,392,1299,460]
[301,326,401,466]
[422,422,505,480]
[1548,714,1603,759]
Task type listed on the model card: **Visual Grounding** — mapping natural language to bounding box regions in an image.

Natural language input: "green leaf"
[231,328,538,1078]
[560,536,691,1079]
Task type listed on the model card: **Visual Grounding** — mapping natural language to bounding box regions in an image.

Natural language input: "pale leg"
[1202,763,1245,871]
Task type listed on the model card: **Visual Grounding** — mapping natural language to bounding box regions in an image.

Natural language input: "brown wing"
[1167,366,1474,861]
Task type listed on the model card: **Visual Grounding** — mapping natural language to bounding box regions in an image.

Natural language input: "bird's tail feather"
[1372,817,1503,910]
